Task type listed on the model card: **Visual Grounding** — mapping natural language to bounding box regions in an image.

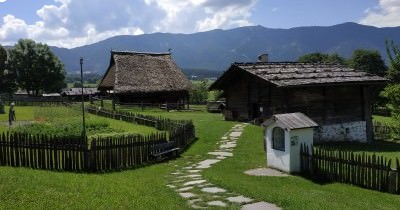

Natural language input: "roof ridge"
[234,62,346,66]
[111,50,171,56]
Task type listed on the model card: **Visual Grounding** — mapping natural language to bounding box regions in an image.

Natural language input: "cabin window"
[272,127,285,151]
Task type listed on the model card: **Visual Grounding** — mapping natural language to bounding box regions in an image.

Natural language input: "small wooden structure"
[61,88,99,101]
[210,62,388,143]
[207,101,225,113]
[262,112,318,173]
[98,51,191,108]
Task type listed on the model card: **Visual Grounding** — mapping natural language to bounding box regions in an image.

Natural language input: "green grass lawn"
[0,105,235,209]
[0,106,158,136]
[319,141,400,165]
[203,125,400,210]
[373,115,398,126]
[1,105,399,209]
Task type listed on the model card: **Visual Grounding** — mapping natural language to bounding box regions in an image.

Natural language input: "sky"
[0,0,399,48]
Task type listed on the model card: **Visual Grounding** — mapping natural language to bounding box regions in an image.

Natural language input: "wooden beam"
[363,86,373,143]
[283,88,288,113]
[247,78,252,120]
[322,87,327,123]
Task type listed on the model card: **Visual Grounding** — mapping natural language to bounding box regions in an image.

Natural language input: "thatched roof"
[210,62,388,90]
[98,51,191,94]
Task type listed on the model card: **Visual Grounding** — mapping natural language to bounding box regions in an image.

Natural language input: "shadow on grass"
[297,173,334,185]
[316,141,400,153]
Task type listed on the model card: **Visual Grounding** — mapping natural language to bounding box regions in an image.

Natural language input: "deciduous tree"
[297,52,345,64]
[386,40,400,83]
[0,44,16,95]
[349,49,387,76]
[8,39,66,96]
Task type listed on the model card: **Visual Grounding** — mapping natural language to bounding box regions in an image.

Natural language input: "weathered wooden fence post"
[387,170,398,194]
[112,98,116,111]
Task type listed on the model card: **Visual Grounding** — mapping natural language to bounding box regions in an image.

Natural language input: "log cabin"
[98,51,191,107]
[209,57,388,143]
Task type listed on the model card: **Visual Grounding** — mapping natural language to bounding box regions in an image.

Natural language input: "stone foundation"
[315,121,367,143]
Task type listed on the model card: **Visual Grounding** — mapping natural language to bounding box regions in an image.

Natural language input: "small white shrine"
[262,112,318,173]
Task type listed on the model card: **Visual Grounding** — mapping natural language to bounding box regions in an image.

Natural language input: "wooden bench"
[150,142,180,160]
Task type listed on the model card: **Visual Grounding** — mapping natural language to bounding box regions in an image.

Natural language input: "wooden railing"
[300,144,400,194]
[0,107,196,172]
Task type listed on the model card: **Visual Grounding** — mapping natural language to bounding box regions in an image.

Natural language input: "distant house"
[61,88,99,100]
[98,51,191,107]
[209,60,388,143]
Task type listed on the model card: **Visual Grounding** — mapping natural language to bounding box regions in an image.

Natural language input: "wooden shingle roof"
[98,51,191,94]
[210,62,388,89]
[262,112,319,130]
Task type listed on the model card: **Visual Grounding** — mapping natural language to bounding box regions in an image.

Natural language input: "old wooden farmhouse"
[98,51,191,107]
[209,59,388,143]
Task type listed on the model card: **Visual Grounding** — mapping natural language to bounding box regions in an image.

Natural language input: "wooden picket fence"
[373,121,391,140]
[87,135,168,172]
[0,133,87,171]
[86,106,196,149]
[0,107,196,172]
[300,144,400,194]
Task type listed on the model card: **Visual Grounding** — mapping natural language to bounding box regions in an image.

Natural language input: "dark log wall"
[117,91,189,104]
[223,72,368,126]
[224,73,251,120]
[280,86,364,125]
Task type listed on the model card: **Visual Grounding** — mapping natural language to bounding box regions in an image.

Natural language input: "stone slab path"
[167,123,281,209]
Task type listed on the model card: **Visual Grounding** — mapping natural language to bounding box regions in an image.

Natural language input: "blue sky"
[0,0,398,48]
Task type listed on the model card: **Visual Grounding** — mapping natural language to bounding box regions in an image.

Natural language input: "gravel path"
[166,123,281,209]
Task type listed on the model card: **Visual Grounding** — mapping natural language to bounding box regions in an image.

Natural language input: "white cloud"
[0,15,29,42]
[0,0,7,3]
[196,0,256,32]
[0,0,257,48]
[360,0,400,27]
[147,0,256,32]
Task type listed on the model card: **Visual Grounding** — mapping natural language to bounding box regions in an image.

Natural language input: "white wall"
[265,123,314,173]
[290,128,313,173]
[265,123,291,172]
[315,121,367,143]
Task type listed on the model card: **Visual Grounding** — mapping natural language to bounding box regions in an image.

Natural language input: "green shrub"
[12,118,119,138]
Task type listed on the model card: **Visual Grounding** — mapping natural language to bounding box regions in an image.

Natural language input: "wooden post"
[112,97,116,111]
[247,80,251,120]
[363,86,373,143]
[322,87,327,123]
[282,88,288,113]
[186,96,190,110]
[387,170,398,193]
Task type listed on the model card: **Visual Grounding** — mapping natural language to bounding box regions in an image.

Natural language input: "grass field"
[0,106,234,209]
[373,115,398,126]
[318,141,400,164]
[0,106,399,209]
[203,125,400,210]
[0,105,158,137]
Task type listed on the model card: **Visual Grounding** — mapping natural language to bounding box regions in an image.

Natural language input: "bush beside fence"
[86,106,196,149]
[0,106,196,172]
[1,97,71,106]
[373,120,400,141]
[373,121,392,141]
[300,144,400,194]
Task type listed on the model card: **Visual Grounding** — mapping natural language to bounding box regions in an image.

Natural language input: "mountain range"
[49,22,400,75]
